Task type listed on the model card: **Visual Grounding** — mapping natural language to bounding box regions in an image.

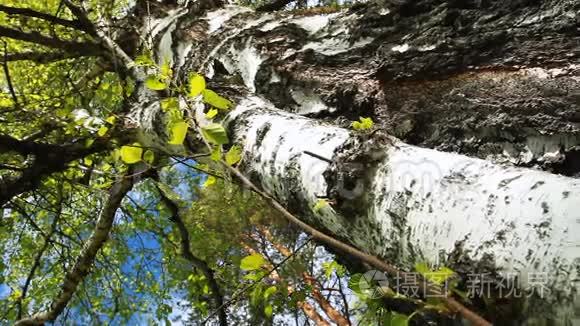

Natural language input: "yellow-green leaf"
[225,145,242,166]
[313,199,329,212]
[205,108,218,119]
[189,73,206,98]
[415,262,430,276]
[143,150,155,165]
[201,123,229,145]
[351,117,374,131]
[161,97,179,112]
[135,52,155,66]
[263,286,277,300]
[97,126,109,137]
[240,253,266,271]
[161,60,173,79]
[210,146,222,161]
[202,89,233,110]
[169,121,188,145]
[105,116,116,125]
[264,305,273,318]
[120,144,143,164]
[203,175,216,187]
[145,75,166,90]
[84,157,93,166]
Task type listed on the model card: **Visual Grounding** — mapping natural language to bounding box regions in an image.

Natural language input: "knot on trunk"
[323,130,392,218]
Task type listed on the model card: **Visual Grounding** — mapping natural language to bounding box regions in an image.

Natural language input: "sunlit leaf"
[97,126,109,137]
[189,73,206,98]
[210,146,222,161]
[120,144,143,164]
[169,121,188,145]
[201,123,229,145]
[225,145,242,165]
[240,253,266,271]
[313,199,329,212]
[202,89,233,110]
[351,117,374,131]
[205,108,218,119]
[203,175,216,188]
[161,97,179,111]
[145,75,166,90]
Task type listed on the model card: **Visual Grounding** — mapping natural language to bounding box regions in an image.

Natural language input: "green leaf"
[430,266,455,285]
[205,108,218,119]
[145,75,166,90]
[105,115,116,125]
[97,126,108,137]
[160,60,172,79]
[202,89,233,110]
[263,286,277,300]
[225,145,242,165]
[189,73,206,98]
[210,146,222,161]
[415,263,455,285]
[390,312,409,326]
[203,175,216,188]
[201,123,229,145]
[161,97,179,112]
[264,304,273,318]
[351,117,374,131]
[313,199,329,213]
[120,144,143,164]
[415,262,430,276]
[143,150,155,165]
[168,121,188,145]
[135,52,155,66]
[240,253,266,271]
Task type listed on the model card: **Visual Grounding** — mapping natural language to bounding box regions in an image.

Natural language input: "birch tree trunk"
[136,0,580,324]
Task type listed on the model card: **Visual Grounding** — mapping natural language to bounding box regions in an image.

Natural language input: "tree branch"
[0,4,86,31]
[2,50,92,63]
[62,0,144,81]
[0,26,100,54]
[14,172,135,326]
[2,42,19,110]
[0,136,114,208]
[153,181,228,326]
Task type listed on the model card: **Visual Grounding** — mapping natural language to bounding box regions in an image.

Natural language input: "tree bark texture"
[135,1,579,323]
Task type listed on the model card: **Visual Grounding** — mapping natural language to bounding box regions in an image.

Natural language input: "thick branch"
[0,137,111,208]
[0,4,86,31]
[3,50,91,63]
[14,173,135,326]
[0,26,100,54]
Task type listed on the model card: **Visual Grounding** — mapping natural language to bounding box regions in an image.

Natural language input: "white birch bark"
[225,95,580,323]
[140,2,580,323]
